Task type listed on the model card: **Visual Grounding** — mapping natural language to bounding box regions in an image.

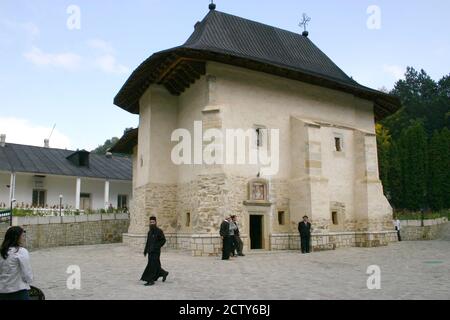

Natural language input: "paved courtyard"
[28,231,450,300]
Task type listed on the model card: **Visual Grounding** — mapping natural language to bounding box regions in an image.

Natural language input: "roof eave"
[110,129,138,155]
[114,47,401,118]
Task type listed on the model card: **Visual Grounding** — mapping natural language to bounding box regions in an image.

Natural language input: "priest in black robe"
[141,216,169,286]
[298,215,312,254]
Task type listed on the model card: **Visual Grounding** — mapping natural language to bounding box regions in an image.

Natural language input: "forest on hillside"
[377,67,450,215]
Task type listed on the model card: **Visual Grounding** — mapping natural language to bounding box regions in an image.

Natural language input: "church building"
[112,4,401,255]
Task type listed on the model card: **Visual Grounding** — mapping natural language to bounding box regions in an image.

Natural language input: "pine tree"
[440,128,450,208]
[398,122,428,210]
[376,124,392,196]
[387,142,403,209]
[428,131,444,210]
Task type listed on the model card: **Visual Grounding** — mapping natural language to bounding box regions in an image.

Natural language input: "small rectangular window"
[186,212,191,227]
[335,137,342,152]
[256,128,262,147]
[278,211,285,225]
[255,126,267,148]
[332,211,339,225]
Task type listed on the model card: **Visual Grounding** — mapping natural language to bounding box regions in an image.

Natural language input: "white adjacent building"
[0,135,132,213]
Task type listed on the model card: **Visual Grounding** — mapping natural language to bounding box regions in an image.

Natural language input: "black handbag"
[29,286,45,300]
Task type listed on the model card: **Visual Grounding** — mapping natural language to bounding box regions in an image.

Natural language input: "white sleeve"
[18,248,34,284]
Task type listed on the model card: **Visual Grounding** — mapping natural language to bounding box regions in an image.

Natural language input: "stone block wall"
[124,172,410,256]
[400,218,448,241]
[129,183,177,235]
[7,214,129,251]
[270,231,398,251]
[0,223,8,244]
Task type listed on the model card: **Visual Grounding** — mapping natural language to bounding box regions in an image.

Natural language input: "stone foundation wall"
[122,233,147,253]
[129,183,177,235]
[174,234,193,251]
[124,232,250,257]
[400,218,448,241]
[0,223,8,243]
[271,231,398,251]
[126,229,397,255]
[125,174,400,256]
[8,214,129,251]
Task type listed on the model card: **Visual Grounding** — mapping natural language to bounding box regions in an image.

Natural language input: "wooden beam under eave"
[163,82,179,96]
[187,61,206,77]
[166,77,185,94]
[177,66,197,84]
[167,77,187,94]
[171,70,191,89]
[183,63,203,80]
[155,57,185,84]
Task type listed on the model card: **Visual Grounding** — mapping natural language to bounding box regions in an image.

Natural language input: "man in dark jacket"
[298,216,312,254]
[219,216,232,260]
[141,216,169,286]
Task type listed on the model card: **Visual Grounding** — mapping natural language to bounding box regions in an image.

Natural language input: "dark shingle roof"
[0,143,132,181]
[183,10,354,85]
[114,9,400,119]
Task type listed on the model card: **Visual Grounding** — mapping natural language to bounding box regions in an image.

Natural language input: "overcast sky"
[1,0,449,151]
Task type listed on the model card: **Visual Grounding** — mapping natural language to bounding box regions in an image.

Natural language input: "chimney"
[0,134,5,147]
[44,139,50,148]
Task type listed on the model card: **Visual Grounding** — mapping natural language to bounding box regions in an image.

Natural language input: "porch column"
[75,177,81,210]
[9,172,16,204]
[104,180,110,210]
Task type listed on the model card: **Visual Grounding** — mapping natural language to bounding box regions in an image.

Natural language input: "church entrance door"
[250,215,264,249]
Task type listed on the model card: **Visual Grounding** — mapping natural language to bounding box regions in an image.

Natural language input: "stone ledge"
[243,200,272,207]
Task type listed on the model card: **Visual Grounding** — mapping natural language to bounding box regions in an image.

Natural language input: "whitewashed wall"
[0,172,11,206]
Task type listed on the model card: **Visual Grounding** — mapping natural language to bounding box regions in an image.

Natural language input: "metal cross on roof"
[299,13,311,36]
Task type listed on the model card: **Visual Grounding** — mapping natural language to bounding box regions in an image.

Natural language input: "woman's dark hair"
[1,226,24,259]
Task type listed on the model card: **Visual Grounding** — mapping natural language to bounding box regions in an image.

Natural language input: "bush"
[13,209,36,217]
[395,210,449,220]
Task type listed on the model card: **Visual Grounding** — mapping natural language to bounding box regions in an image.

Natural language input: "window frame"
[186,212,191,227]
[32,189,46,208]
[117,194,128,209]
[333,133,344,153]
[278,211,286,225]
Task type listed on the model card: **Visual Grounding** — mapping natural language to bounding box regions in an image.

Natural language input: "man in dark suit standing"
[141,216,169,286]
[220,216,232,260]
[298,216,312,254]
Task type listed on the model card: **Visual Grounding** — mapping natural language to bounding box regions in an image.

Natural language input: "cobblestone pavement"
[29,238,450,300]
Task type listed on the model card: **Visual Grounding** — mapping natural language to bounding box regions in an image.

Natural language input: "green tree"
[387,142,403,209]
[376,124,392,196]
[397,122,428,210]
[92,137,119,155]
[428,131,445,210]
[440,128,450,208]
[384,68,450,139]
[92,128,134,155]
[378,68,450,211]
